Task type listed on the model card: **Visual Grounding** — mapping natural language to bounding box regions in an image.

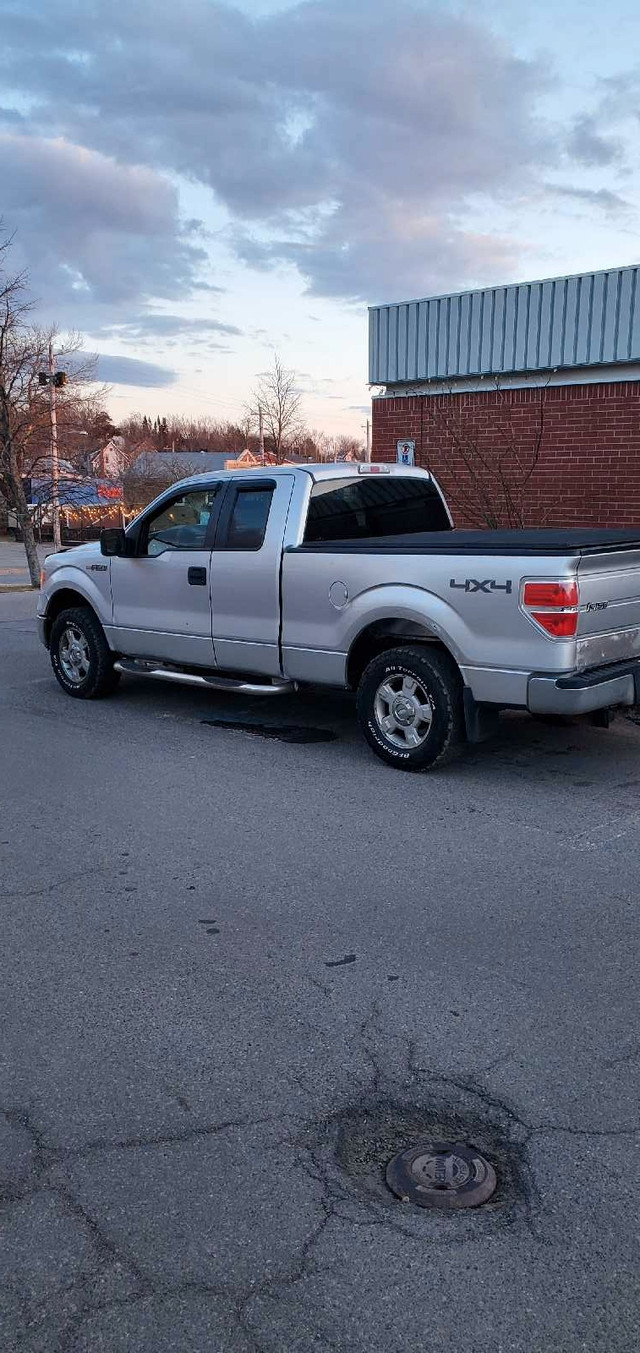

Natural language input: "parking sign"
[396,439,415,466]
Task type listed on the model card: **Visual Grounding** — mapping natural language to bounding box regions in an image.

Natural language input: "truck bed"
[290,528,640,556]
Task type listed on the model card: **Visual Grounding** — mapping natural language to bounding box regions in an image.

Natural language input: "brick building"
[369,266,640,528]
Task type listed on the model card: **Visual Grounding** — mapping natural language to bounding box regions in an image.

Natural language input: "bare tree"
[119,412,255,457]
[421,379,548,528]
[0,244,54,584]
[248,354,305,462]
[0,237,106,579]
[334,434,365,463]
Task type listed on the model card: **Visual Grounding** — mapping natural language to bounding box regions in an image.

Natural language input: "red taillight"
[522,577,579,640]
[530,610,579,638]
[523,581,578,608]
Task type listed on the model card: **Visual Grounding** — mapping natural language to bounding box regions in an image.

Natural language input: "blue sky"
[1,0,639,440]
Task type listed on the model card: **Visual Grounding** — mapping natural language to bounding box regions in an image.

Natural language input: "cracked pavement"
[1,591,640,1351]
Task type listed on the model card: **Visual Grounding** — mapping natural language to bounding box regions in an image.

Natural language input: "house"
[224,448,313,467]
[122,447,321,512]
[89,436,130,479]
[225,448,278,468]
[123,450,233,510]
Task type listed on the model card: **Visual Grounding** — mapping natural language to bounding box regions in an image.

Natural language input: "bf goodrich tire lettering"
[50,607,120,701]
[366,718,410,759]
[356,646,464,772]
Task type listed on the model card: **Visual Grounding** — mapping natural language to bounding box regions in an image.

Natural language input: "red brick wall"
[372,381,640,528]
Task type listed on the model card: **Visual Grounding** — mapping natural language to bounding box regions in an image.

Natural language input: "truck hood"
[46,542,102,573]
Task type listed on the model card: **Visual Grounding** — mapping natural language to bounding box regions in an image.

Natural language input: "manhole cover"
[386,1139,497,1210]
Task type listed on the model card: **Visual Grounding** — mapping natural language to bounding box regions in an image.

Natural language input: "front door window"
[146,488,219,556]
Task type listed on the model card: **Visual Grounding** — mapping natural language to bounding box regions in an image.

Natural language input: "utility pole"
[38,343,66,552]
[362,416,371,462]
[48,341,61,552]
[258,404,265,465]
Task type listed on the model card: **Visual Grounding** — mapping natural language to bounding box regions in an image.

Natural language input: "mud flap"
[463,688,501,744]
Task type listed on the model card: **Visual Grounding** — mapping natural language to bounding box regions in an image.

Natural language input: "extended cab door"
[211,476,295,676]
[109,483,224,665]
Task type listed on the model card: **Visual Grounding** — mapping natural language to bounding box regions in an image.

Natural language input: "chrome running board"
[114,660,295,696]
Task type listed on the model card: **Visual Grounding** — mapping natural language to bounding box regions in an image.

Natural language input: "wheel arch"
[346,618,459,690]
[42,588,101,649]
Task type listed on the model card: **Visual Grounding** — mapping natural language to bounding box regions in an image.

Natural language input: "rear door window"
[304,477,450,542]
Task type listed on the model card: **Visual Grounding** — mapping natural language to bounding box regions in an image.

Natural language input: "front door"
[109,484,223,665]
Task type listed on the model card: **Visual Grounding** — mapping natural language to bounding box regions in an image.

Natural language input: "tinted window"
[146,488,219,555]
[304,477,450,542]
[225,487,274,550]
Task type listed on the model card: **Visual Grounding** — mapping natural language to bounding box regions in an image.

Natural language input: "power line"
[171,386,249,415]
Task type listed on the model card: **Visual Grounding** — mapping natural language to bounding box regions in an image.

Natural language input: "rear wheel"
[50,607,120,700]
[356,645,464,771]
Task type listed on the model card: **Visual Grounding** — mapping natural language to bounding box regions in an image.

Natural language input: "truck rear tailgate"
[577,547,640,669]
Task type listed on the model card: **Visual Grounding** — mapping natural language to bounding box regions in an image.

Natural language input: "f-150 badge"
[450,578,513,595]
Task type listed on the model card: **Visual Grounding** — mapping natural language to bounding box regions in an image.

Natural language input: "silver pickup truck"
[38,463,640,770]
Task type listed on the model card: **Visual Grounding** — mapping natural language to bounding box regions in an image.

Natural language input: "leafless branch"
[421,378,549,528]
[247,354,305,461]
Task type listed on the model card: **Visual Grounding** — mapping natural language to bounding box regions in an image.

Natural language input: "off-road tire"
[50,606,121,700]
[356,645,464,771]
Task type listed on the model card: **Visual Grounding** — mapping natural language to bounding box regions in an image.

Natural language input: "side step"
[113,659,295,696]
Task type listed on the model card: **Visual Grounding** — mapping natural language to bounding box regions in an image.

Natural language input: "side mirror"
[100,527,129,557]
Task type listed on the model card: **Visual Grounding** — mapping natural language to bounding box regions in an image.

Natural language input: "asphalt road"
[2,591,640,1353]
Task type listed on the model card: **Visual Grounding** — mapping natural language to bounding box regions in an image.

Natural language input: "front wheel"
[50,607,121,700]
[356,646,464,771]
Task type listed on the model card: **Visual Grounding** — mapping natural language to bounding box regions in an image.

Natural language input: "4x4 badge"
[450,578,512,595]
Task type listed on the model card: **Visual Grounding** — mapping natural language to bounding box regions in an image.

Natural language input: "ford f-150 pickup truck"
[38,463,640,770]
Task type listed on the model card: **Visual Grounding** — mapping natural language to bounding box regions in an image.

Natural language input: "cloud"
[91,355,178,387]
[567,115,623,167]
[595,69,640,122]
[0,132,209,330]
[1,0,633,312]
[0,105,24,125]
[232,212,522,302]
[92,314,241,348]
[547,184,631,216]
[122,315,239,338]
[1,0,555,302]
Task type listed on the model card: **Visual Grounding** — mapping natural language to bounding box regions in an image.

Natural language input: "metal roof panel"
[369,265,640,384]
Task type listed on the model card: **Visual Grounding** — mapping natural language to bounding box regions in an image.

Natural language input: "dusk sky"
[2,0,639,438]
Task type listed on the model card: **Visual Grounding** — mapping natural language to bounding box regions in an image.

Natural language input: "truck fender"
[40,567,112,640]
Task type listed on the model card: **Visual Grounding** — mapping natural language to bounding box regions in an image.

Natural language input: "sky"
[1,0,639,441]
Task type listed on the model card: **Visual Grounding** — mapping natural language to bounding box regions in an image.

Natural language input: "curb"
[0,584,38,593]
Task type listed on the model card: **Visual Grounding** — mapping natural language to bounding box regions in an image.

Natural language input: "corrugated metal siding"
[369,266,640,385]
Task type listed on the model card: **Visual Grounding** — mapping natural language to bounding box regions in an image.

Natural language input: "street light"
[38,342,67,551]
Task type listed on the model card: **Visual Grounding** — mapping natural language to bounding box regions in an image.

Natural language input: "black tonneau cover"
[290,528,640,557]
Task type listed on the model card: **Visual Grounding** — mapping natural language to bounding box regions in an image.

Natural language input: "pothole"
[302,1095,535,1227]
